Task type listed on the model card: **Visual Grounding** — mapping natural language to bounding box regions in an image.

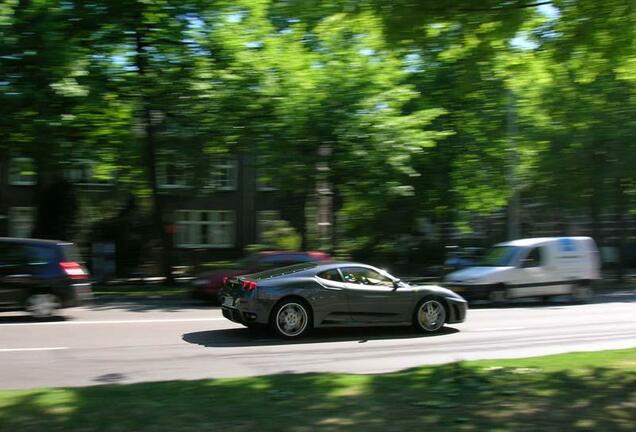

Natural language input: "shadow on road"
[0,314,68,324]
[182,326,460,348]
[84,299,217,313]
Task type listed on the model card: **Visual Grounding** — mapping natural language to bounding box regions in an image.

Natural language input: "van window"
[480,246,520,267]
[523,247,545,268]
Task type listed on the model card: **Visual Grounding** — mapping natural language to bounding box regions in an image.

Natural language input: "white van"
[444,237,601,302]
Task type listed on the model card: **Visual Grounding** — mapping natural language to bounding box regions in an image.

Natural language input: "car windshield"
[479,246,520,267]
[247,262,320,280]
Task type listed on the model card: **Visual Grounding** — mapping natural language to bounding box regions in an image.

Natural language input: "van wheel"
[26,293,61,319]
[572,283,593,303]
[489,286,508,304]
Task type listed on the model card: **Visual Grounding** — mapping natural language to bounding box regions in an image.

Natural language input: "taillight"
[241,280,257,291]
[60,262,88,280]
[223,276,229,286]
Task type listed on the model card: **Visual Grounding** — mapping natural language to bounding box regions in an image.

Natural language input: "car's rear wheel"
[271,299,311,339]
[571,282,593,303]
[413,298,447,333]
[26,293,61,319]
[489,286,508,304]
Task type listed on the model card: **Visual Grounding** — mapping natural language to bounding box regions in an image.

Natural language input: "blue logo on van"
[559,238,576,252]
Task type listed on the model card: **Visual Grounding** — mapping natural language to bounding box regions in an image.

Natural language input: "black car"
[0,238,92,318]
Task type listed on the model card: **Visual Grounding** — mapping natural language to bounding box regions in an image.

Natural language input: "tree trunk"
[134,27,174,284]
[589,150,602,244]
[614,177,628,283]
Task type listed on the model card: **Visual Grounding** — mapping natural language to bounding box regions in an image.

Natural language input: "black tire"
[571,281,593,303]
[270,298,312,339]
[412,297,447,333]
[25,292,61,319]
[488,285,508,304]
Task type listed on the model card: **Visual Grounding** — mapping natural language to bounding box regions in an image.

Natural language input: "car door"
[339,266,411,323]
[0,242,32,306]
[508,247,550,298]
[313,268,352,324]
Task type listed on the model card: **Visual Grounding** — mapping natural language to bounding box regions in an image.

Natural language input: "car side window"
[24,245,57,265]
[523,248,542,268]
[0,243,29,267]
[317,269,342,282]
[340,267,394,287]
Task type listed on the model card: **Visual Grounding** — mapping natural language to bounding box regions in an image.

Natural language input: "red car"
[192,251,331,303]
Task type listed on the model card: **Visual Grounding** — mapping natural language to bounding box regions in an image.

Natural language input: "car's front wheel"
[413,298,447,333]
[271,299,312,339]
[26,293,61,319]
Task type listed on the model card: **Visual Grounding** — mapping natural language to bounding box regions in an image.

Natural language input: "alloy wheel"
[26,293,60,319]
[275,302,309,338]
[417,299,446,332]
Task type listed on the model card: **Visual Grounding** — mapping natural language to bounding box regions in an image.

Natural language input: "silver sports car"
[219,261,467,338]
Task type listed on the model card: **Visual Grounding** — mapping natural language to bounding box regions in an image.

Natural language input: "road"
[1,292,635,389]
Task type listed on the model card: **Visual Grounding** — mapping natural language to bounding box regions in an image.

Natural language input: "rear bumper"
[60,283,93,307]
[221,306,260,325]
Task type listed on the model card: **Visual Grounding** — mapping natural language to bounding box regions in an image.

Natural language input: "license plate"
[222,296,234,307]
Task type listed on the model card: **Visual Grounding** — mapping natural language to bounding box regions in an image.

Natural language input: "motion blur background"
[1,0,634,282]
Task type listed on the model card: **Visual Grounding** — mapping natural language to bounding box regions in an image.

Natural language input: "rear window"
[317,269,342,282]
[248,262,319,281]
[59,243,83,262]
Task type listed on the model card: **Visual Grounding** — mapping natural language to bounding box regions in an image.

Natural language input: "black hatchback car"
[0,238,92,318]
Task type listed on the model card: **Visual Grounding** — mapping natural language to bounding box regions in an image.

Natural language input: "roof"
[496,236,592,248]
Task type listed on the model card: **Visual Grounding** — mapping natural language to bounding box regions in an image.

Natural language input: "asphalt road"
[1,292,635,389]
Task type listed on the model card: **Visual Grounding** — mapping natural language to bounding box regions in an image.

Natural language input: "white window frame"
[209,158,238,191]
[175,210,235,248]
[8,207,36,238]
[9,157,37,186]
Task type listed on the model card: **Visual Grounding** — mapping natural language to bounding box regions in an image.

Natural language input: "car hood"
[445,266,514,284]
[408,283,466,300]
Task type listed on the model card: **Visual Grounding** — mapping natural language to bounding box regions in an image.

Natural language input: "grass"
[0,349,635,431]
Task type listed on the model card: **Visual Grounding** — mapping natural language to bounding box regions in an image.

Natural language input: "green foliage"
[1,0,635,260]
[259,219,302,251]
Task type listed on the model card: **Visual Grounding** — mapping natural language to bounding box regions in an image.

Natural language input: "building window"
[257,171,277,191]
[158,156,189,188]
[8,207,35,238]
[175,210,235,248]
[209,158,238,190]
[9,157,36,185]
[64,159,114,185]
[257,210,280,242]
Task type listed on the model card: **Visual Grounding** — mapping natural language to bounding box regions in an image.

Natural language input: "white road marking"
[0,347,68,353]
[1,318,226,327]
